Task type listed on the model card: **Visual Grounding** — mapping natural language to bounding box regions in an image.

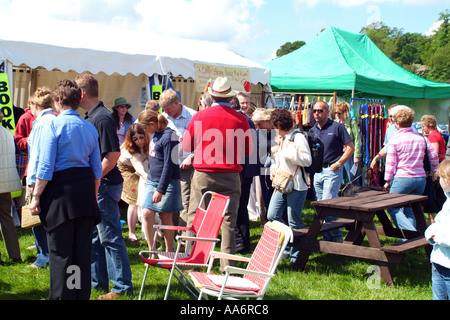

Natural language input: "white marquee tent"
[0,23,272,116]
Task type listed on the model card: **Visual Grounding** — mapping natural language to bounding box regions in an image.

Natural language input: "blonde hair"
[159,89,179,108]
[138,109,168,132]
[420,115,437,129]
[333,101,350,120]
[393,105,414,128]
[252,108,272,122]
[29,87,53,110]
[437,159,450,180]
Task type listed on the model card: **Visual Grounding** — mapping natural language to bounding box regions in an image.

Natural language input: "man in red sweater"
[182,77,253,272]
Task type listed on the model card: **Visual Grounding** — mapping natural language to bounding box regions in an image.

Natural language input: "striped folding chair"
[138,191,230,300]
[189,221,293,300]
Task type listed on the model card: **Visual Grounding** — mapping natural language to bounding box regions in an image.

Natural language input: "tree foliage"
[276,41,306,58]
[361,10,450,83]
[274,11,450,83]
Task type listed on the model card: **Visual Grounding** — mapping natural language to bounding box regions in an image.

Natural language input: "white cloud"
[424,20,443,36]
[134,0,266,49]
[2,0,268,57]
[293,0,441,8]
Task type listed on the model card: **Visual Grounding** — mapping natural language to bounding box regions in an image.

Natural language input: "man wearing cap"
[182,77,254,272]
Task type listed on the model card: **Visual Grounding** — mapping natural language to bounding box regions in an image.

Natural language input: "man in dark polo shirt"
[75,74,132,300]
[310,101,355,242]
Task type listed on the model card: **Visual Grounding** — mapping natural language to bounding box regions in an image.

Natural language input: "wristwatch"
[335,161,342,168]
[32,193,41,199]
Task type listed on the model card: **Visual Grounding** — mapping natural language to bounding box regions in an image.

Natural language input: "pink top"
[385,127,439,182]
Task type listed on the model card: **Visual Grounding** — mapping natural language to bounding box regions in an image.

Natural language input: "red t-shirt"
[182,104,253,173]
[427,129,445,162]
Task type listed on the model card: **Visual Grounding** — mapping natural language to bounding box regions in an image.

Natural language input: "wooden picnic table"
[292,190,431,286]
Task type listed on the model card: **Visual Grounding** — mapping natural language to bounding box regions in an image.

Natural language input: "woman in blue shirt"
[29,79,102,300]
[138,109,182,253]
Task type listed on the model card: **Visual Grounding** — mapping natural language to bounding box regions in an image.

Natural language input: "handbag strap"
[278,135,300,176]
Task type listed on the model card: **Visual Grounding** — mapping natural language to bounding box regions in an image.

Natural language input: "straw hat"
[113,97,132,110]
[208,77,237,98]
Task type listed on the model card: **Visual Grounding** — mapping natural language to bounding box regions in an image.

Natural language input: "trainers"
[98,291,121,300]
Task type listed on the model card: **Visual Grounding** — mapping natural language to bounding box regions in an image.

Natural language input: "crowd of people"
[0,74,449,300]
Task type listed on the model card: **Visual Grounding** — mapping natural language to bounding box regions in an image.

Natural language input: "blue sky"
[245,0,449,64]
[1,0,449,65]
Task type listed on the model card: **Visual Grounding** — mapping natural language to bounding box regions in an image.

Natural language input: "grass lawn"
[0,199,433,301]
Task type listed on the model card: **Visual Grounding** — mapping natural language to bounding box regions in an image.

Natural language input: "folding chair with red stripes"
[189,221,293,300]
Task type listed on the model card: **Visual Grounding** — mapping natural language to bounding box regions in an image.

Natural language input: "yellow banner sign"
[0,73,15,134]
[195,64,251,94]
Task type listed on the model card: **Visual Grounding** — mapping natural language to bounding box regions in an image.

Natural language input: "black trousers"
[235,177,253,252]
[46,216,95,300]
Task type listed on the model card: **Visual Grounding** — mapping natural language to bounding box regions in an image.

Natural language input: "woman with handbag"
[29,79,103,300]
[384,106,439,232]
[267,108,312,262]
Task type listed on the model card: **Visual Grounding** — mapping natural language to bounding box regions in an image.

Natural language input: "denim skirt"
[142,179,183,213]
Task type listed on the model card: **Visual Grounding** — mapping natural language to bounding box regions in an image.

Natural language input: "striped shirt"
[385,127,439,182]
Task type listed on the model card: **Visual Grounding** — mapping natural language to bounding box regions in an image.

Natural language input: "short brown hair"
[74,73,98,98]
[53,79,81,110]
[270,108,294,131]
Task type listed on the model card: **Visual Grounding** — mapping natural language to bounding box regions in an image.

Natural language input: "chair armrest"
[154,224,191,232]
[210,251,251,263]
[139,250,159,259]
[224,266,274,279]
[176,235,220,243]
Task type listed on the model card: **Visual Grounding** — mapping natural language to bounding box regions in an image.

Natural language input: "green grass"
[0,200,433,300]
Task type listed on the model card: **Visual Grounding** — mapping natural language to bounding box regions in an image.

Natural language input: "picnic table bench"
[292,190,431,286]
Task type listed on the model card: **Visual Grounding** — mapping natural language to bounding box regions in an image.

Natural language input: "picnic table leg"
[362,220,394,286]
[293,212,324,271]
[410,202,432,257]
[344,220,364,245]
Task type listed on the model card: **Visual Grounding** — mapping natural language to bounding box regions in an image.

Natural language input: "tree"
[424,10,450,83]
[276,41,306,58]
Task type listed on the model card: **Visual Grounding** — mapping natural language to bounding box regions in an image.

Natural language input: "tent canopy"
[265,26,450,99]
[0,25,270,85]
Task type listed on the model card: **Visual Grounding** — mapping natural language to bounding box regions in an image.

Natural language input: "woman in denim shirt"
[29,79,102,300]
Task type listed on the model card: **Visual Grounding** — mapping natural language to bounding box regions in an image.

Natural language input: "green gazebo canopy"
[265,27,450,99]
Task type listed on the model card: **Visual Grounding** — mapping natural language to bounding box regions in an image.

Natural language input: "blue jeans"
[32,224,49,268]
[313,166,343,241]
[267,188,307,261]
[387,176,426,232]
[432,263,450,300]
[91,182,133,295]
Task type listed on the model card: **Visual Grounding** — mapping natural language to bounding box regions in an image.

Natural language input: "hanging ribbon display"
[353,98,386,187]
